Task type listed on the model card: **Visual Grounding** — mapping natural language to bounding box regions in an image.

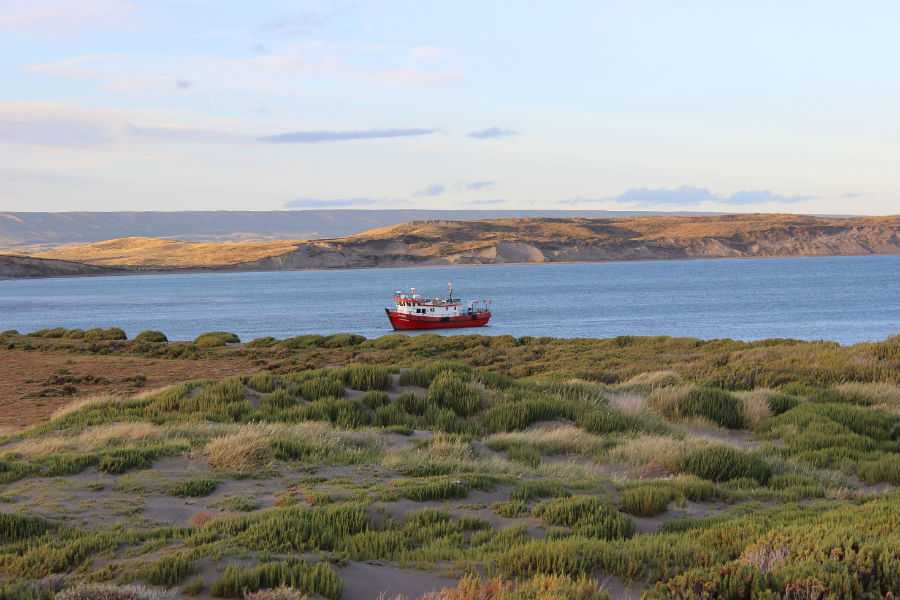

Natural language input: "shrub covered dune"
[0,329,897,600]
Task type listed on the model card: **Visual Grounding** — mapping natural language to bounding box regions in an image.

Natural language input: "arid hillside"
[5,214,898,277]
[34,237,300,267]
[245,214,899,270]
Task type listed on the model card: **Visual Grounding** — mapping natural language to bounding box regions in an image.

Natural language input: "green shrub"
[99,447,166,474]
[260,389,295,412]
[621,485,672,517]
[299,375,344,401]
[278,335,326,349]
[134,330,168,343]
[341,365,392,391]
[169,478,218,497]
[506,444,541,467]
[0,512,54,542]
[508,480,571,502]
[322,333,365,348]
[246,336,279,347]
[374,403,414,428]
[211,559,342,600]
[427,371,481,416]
[30,453,100,476]
[270,439,315,461]
[492,500,528,518]
[857,454,900,485]
[681,446,771,484]
[767,392,800,415]
[144,553,199,586]
[360,390,390,409]
[392,477,469,501]
[194,331,240,347]
[246,371,277,393]
[397,391,426,415]
[83,327,127,341]
[681,387,745,428]
[532,496,635,540]
[28,327,67,338]
[62,328,85,339]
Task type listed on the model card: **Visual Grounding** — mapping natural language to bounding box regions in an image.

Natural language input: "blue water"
[1,255,897,345]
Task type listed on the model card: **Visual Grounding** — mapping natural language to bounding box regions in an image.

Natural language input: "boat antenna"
[448,280,453,301]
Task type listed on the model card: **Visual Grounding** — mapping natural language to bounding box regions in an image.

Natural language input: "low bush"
[134,330,167,343]
[194,331,240,347]
[247,372,277,393]
[767,392,800,415]
[620,485,672,517]
[211,559,342,600]
[360,390,390,409]
[169,478,218,497]
[681,387,745,428]
[83,327,127,341]
[397,391,426,415]
[532,496,635,540]
[99,447,166,474]
[392,477,469,501]
[506,444,540,467]
[246,336,279,347]
[341,365,392,391]
[508,480,570,502]
[144,552,199,586]
[681,446,771,484]
[427,371,481,416]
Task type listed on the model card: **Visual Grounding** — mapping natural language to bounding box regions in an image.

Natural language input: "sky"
[0,0,897,214]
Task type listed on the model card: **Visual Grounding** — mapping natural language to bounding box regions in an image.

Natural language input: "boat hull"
[386,309,491,330]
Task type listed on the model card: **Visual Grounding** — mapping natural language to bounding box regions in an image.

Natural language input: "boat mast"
[448,280,453,302]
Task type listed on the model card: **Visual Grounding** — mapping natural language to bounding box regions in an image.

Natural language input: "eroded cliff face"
[0,255,125,279]
[6,214,899,278]
[235,214,900,270]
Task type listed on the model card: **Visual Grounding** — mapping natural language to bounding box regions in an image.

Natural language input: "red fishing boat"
[385,282,491,330]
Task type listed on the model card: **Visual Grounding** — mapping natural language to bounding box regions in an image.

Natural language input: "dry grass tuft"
[617,370,683,393]
[50,393,124,422]
[204,429,273,471]
[734,389,774,425]
[244,585,307,600]
[16,422,164,456]
[606,434,710,468]
[834,382,899,413]
[485,425,607,456]
[646,385,694,419]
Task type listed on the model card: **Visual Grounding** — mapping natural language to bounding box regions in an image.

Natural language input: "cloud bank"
[259,128,435,143]
[468,127,518,139]
[608,186,815,207]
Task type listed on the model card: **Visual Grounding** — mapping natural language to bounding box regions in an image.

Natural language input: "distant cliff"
[3,214,897,278]
[241,214,900,270]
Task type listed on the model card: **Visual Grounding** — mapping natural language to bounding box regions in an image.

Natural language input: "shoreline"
[2,250,897,282]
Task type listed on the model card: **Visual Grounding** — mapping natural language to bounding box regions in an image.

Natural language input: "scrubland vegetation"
[0,329,897,599]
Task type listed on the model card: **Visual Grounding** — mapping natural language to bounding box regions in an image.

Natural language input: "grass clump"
[205,430,272,471]
[55,584,172,600]
[392,477,470,501]
[340,364,392,391]
[427,371,482,417]
[99,447,168,474]
[508,480,570,502]
[194,331,240,347]
[246,336,279,347]
[532,496,635,539]
[680,445,771,484]
[211,559,342,599]
[680,387,745,428]
[143,552,199,586]
[169,478,218,497]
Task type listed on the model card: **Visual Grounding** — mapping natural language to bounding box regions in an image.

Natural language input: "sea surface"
[1,255,897,345]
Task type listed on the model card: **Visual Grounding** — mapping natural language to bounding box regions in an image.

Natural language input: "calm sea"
[1,255,897,345]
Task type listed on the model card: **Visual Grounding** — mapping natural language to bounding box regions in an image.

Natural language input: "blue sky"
[1,0,897,214]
